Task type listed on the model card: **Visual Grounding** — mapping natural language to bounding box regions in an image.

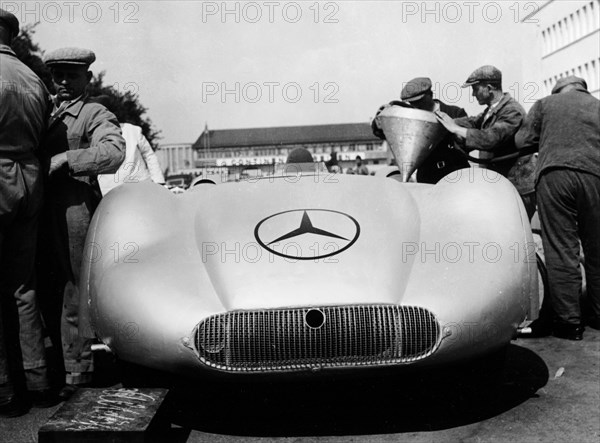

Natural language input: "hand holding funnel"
[376,105,448,182]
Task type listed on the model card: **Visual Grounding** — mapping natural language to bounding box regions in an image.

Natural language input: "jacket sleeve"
[515,101,541,151]
[454,113,481,129]
[137,128,165,184]
[66,105,126,175]
[463,105,525,152]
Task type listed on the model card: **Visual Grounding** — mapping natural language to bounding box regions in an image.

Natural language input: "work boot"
[552,323,584,341]
[29,388,61,408]
[0,394,30,418]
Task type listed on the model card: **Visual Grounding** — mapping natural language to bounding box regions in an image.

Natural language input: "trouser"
[38,177,98,385]
[0,158,49,396]
[537,169,600,325]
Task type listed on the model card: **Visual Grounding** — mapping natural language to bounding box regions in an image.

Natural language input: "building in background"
[192,123,389,178]
[524,0,599,98]
[155,142,194,176]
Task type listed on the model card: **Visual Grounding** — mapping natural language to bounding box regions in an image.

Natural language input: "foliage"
[11,24,161,147]
[86,73,161,147]
[11,24,53,91]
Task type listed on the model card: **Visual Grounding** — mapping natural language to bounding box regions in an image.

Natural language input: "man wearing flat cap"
[435,65,536,218]
[1,8,57,416]
[371,77,470,183]
[37,47,125,399]
[515,76,600,341]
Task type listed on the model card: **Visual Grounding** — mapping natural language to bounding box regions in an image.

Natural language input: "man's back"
[0,45,48,157]
[535,89,600,178]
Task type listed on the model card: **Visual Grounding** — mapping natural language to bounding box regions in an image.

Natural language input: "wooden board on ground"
[38,387,169,443]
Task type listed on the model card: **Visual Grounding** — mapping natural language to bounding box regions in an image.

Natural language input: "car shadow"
[162,343,549,436]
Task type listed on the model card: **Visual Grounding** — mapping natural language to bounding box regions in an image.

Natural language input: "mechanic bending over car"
[435,65,537,221]
[514,76,600,341]
[36,47,125,401]
[371,77,470,184]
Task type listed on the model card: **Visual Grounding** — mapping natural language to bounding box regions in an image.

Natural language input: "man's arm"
[453,113,480,129]
[435,111,480,146]
[371,100,409,140]
[462,104,525,152]
[371,106,386,140]
[65,105,126,175]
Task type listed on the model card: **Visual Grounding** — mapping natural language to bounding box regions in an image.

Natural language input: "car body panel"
[80,167,536,376]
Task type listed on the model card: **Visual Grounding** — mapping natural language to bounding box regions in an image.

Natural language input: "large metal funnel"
[376,106,447,182]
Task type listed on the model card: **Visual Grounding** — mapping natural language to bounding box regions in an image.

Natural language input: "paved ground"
[1,328,598,442]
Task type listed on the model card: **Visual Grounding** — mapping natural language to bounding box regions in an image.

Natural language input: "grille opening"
[194,305,440,372]
[305,309,326,329]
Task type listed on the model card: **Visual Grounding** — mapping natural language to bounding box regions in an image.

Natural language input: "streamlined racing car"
[79,161,538,379]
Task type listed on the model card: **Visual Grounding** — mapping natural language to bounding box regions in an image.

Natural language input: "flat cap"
[401,77,432,102]
[551,75,587,94]
[43,47,96,67]
[0,8,19,37]
[462,65,502,87]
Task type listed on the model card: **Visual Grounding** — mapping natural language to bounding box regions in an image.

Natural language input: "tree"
[86,73,161,147]
[12,24,161,147]
[11,24,53,92]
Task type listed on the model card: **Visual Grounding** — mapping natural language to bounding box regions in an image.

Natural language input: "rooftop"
[192,123,380,150]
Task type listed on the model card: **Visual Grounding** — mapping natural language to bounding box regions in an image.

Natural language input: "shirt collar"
[51,93,87,118]
[0,44,17,57]
[485,93,512,116]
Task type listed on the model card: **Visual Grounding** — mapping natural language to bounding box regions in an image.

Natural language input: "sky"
[6,1,544,145]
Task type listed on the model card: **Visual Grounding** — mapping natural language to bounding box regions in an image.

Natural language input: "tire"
[118,360,176,388]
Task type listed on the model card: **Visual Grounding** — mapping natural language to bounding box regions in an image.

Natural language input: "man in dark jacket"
[515,76,600,340]
[371,77,470,184]
[435,66,536,219]
[0,9,57,417]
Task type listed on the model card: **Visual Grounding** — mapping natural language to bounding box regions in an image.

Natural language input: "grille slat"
[194,305,440,372]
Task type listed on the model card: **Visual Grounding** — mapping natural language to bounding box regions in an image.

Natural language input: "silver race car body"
[80,165,537,377]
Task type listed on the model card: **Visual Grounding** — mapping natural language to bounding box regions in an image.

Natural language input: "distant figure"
[286,147,314,163]
[325,151,340,172]
[92,95,165,195]
[352,156,369,175]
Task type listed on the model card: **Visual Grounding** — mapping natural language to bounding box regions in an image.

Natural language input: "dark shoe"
[553,323,584,341]
[29,388,61,408]
[57,383,91,401]
[57,384,80,401]
[518,319,553,338]
[0,395,30,418]
[585,317,600,330]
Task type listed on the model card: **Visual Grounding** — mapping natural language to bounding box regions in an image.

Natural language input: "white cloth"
[98,123,165,195]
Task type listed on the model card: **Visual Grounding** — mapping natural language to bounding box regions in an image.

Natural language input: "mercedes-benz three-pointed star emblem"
[254,209,360,260]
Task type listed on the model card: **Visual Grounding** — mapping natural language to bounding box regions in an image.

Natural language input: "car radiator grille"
[194,305,441,372]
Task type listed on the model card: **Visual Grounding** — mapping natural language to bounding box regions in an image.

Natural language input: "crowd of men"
[1,7,599,419]
[372,66,599,343]
[0,9,163,417]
